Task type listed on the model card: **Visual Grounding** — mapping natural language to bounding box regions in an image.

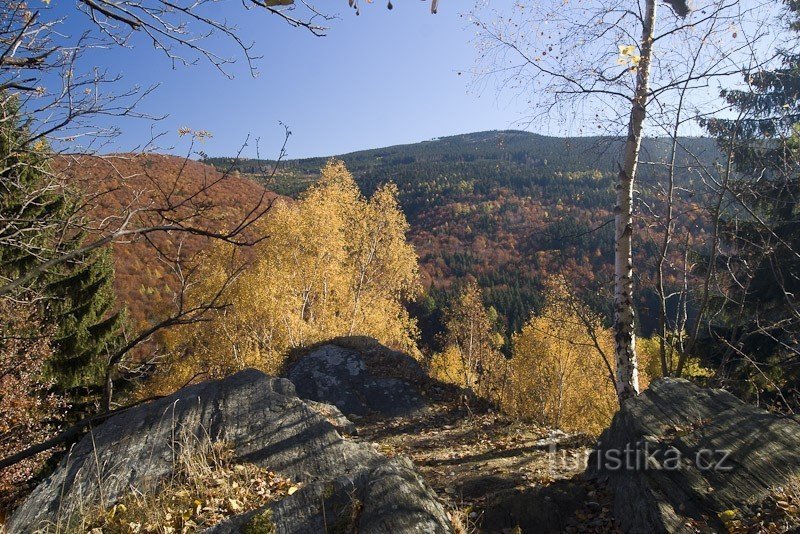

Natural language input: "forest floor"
[352,390,620,533]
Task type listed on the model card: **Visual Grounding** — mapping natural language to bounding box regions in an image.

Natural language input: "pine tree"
[700,1,800,406]
[0,98,66,283]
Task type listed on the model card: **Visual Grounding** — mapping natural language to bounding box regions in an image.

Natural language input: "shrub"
[506,277,618,435]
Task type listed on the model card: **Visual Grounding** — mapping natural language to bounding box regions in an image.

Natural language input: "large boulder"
[590,378,800,533]
[7,369,450,533]
[286,337,427,417]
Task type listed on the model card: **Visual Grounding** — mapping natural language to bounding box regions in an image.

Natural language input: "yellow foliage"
[638,334,713,381]
[431,281,509,404]
[152,160,420,393]
[506,276,618,435]
[430,344,477,391]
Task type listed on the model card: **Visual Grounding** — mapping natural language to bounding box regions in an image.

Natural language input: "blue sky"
[42,0,787,159]
[66,2,527,159]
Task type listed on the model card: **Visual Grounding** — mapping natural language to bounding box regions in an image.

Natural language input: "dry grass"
[447,503,480,534]
[443,493,483,534]
[67,433,298,533]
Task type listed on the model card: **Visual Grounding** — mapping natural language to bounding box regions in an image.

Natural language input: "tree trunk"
[657,94,682,378]
[614,0,657,403]
[102,366,113,412]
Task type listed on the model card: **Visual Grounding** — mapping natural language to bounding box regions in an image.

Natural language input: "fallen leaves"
[81,440,301,533]
[708,476,800,533]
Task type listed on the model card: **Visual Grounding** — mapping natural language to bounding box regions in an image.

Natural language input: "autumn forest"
[2,0,800,532]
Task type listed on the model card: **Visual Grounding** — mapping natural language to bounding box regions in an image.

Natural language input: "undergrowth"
[65,435,299,533]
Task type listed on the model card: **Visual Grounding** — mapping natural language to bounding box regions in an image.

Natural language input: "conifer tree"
[0,98,66,283]
[700,1,800,405]
[0,95,124,411]
[46,247,124,401]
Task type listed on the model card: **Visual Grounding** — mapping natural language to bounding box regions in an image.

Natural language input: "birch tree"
[436,280,507,403]
[612,0,657,401]
[473,0,779,403]
[153,160,420,391]
[510,276,620,434]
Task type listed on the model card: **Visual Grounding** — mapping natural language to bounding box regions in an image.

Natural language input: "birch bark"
[614,0,658,403]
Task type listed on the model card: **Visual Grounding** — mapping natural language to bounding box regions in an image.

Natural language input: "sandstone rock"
[287,338,426,417]
[589,378,800,533]
[7,369,450,533]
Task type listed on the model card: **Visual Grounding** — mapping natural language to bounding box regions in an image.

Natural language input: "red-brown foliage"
[0,301,67,513]
[55,154,282,331]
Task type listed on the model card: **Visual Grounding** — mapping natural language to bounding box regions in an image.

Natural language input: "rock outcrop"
[590,378,800,533]
[287,337,427,417]
[8,369,450,533]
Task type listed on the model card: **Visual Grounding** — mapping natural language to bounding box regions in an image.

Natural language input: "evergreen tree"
[46,247,124,400]
[0,94,124,412]
[700,1,800,406]
[0,98,66,283]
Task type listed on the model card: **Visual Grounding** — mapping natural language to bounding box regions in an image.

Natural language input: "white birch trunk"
[614,0,657,403]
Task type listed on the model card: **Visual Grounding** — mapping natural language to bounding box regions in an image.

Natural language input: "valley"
[208,130,719,344]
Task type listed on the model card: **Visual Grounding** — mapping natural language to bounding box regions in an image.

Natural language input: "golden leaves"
[432,280,507,404]
[508,276,617,435]
[617,44,642,71]
[156,160,420,391]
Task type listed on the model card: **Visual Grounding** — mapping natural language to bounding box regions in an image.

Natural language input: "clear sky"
[70,2,527,159]
[44,0,787,159]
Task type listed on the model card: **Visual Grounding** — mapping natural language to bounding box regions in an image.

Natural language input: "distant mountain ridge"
[208,130,719,202]
[209,129,718,171]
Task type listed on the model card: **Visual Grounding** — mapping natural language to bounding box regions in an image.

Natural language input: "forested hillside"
[56,154,282,332]
[6,0,800,530]
[208,131,719,345]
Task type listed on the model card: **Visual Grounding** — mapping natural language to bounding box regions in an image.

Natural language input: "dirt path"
[352,392,618,533]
